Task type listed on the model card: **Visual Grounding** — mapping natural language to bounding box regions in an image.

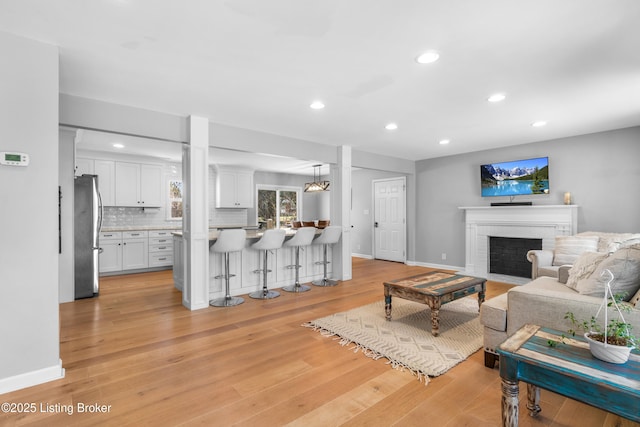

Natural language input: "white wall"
[0,31,63,393]
[58,129,75,303]
[414,126,640,268]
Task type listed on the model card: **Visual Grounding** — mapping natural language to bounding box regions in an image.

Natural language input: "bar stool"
[210,229,247,307]
[282,227,317,293]
[249,229,286,300]
[311,226,342,287]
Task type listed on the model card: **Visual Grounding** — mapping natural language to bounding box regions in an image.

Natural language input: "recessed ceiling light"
[439,139,450,145]
[488,93,506,103]
[385,123,398,130]
[113,143,125,148]
[415,50,440,64]
[531,121,547,127]
[310,101,325,110]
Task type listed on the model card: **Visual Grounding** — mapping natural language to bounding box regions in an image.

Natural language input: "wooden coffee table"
[383,271,486,336]
[497,324,640,426]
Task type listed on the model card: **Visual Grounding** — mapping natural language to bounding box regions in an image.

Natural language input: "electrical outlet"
[357,244,361,250]
[441,253,447,260]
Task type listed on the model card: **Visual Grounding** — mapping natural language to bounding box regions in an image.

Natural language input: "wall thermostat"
[1,152,30,166]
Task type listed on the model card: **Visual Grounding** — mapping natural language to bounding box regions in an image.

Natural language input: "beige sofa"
[481,243,640,368]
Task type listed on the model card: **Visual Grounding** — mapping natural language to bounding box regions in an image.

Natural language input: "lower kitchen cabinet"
[99,232,123,273]
[122,231,149,270]
[99,229,176,275]
[149,230,173,267]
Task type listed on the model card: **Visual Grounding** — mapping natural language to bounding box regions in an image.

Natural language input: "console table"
[497,324,640,426]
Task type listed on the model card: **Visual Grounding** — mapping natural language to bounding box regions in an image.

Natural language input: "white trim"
[0,360,65,395]
[351,252,374,259]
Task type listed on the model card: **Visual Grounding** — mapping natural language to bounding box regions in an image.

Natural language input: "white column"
[331,146,352,281]
[182,116,210,310]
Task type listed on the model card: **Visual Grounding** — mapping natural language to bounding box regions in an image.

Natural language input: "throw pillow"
[565,251,610,290]
[552,235,600,266]
[575,245,640,300]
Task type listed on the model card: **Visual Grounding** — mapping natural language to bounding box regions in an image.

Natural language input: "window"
[257,186,300,228]
[168,179,183,220]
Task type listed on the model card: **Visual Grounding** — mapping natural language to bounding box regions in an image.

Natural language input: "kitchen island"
[172,228,332,300]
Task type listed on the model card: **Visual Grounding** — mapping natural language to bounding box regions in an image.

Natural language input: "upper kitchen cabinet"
[215,167,254,208]
[75,157,94,176]
[76,158,115,206]
[94,160,115,206]
[115,162,162,207]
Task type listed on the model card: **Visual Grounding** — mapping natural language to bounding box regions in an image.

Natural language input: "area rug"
[303,297,483,383]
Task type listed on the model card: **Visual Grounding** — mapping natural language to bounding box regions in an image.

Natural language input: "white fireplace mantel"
[458,205,578,281]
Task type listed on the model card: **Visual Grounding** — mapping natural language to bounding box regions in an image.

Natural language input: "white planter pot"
[584,333,632,364]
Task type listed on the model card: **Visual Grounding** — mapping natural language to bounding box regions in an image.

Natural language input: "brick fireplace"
[459,205,578,283]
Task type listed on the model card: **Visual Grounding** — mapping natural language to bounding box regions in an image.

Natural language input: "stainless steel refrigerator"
[74,174,102,299]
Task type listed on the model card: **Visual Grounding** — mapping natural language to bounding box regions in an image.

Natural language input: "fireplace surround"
[459,205,578,283]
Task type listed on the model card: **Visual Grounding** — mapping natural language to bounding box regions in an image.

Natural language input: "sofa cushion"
[577,231,640,253]
[575,245,640,300]
[552,235,599,266]
[480,293,508,332]
[565,251,610,290]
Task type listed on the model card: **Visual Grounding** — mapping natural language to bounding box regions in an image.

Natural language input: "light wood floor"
[1,258,637,426]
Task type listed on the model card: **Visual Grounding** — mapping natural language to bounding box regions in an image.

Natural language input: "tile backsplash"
[102,206,180,228]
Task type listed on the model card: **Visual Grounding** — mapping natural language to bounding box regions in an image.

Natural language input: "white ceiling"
[3,0,640,163]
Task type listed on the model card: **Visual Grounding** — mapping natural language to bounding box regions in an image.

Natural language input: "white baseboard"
[351,253,373,259]
[0,360,65,395]
[406,260,465,271]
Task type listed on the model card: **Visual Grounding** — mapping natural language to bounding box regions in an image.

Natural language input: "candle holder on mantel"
[563,192,572,205]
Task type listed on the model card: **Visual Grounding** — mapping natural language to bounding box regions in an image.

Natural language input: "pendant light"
[304,164,330,192]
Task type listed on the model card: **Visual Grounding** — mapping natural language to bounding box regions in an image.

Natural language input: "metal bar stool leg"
[312,243,338,286]
[249,250,280,299]
[210,252,244,307]
[283,246,311,293]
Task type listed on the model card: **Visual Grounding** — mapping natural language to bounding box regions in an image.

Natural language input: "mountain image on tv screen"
[480,157,549,197]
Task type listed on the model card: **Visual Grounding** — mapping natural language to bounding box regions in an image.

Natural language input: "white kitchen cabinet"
[115,162,162,207]
[148,230,173,267]
[94,160,115,206]
[99,232,123,273]
[215,167,254,208]
[140,164,162,207]
[172,235,183,291]
[122,231,149,270]
[75,157,94,176]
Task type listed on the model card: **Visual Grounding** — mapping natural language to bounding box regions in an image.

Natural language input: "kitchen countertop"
[101,225,181,232]
[172,228,319,241]
[101,224,250,232]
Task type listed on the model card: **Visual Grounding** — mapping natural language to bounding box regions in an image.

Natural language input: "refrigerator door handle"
[97,191,104,233]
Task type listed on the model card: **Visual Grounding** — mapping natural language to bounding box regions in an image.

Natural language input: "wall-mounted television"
[480,156,549,197]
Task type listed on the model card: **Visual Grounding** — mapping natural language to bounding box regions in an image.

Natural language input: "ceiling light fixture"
[439,139,450,145]
[488,93,506,103]
[385,123,398,130]
[304,164,330,192]
[113,143,125,148]
[310,101,325,110]
[532,121,547,127]
[416,50,440,64]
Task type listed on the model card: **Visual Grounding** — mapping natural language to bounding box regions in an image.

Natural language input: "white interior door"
[373,177,406,262]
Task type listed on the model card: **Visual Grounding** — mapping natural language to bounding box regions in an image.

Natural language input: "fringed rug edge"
[302,321,431,385]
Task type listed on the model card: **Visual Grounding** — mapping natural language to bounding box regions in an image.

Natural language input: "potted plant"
[565,269,639,364]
